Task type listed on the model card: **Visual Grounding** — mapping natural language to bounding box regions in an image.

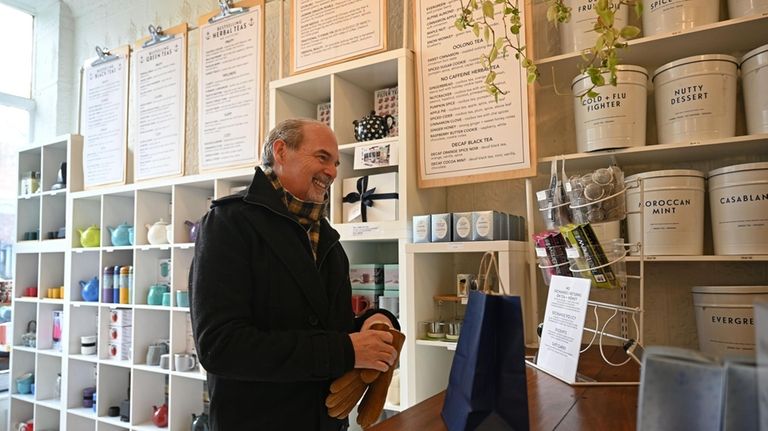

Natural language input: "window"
[0,2,34,280]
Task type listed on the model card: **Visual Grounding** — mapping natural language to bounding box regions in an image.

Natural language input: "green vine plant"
[571,0,643,98]
[454,0,642,101]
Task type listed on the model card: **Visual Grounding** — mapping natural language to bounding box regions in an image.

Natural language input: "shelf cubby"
[13,253,38,299]
[16,196,41,243]
[130,369,167,427]
[170,247,192,298]
[40,193,66,240]
[133,248,171,306]
[133,308,170,367]
[69,303,98,355]
[70,250,100,302]
[72,196,102,249]
[169,375,205,430]
[39,252,65,296]
[65,359,97,413]
[102,192,135,248]
[134,188,172,247]
[12,302,36,348]
[41,139,67,192]
[96,364,131,419]
[35,353,63,403]
[172,182,214,244]
[10,398,34,427]
[36,301,64,351]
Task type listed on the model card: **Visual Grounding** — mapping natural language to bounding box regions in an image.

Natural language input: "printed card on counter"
[536,275,591,383]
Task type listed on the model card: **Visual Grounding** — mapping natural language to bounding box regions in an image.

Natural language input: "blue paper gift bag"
[441,252,529,431]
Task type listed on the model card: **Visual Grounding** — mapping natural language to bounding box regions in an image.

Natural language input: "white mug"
[174,353,197,372]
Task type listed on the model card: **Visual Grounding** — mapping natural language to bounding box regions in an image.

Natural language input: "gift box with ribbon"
[342,172,399,223]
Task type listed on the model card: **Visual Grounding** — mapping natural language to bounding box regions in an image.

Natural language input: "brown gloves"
[326,324,406,429]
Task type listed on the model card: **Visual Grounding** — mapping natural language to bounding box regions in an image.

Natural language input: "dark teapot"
[191,409,210,431]
[353,111,395,142]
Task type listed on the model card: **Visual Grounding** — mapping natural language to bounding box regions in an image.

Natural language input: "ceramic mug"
[176,290,189,307]
[146,343,168,366]
[16,420,33,431]
[81,335,97,355]
[174,353,197,372]
[351,295,370,315]
[159,353,170,370]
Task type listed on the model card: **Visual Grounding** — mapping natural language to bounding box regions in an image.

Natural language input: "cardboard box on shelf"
[342,173,399,223]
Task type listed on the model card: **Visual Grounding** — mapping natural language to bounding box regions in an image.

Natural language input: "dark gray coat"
[190,168,396,430]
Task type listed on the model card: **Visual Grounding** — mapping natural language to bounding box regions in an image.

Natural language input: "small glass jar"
[55,373,61,399]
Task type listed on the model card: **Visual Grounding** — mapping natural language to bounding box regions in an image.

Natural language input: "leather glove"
[326,369,368,418]
[356,327,406,428]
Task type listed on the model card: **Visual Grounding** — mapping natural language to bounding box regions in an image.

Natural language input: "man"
[190,118,399,430]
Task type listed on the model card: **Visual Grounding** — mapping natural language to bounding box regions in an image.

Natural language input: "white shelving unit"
[525,12,768,354]
[10,134,81,430]
[61,168,257,431]
[269,48,446,410]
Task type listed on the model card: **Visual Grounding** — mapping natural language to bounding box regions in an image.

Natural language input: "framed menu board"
[414,0,537,188]
[290,0,387,74]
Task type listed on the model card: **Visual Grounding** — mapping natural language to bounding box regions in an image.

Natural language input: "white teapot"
[166,223,173,244]
[146,219,170,245]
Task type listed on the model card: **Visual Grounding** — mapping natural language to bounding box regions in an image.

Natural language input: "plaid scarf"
[262,167,324,261]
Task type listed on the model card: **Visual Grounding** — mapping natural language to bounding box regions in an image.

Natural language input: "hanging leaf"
[619,25,641,39]
[482,0,494,18]
[472,22,480,37]
[484,25,490,42]
[546,4,558,22]
[489,45,498,63]
[485,70,497,84]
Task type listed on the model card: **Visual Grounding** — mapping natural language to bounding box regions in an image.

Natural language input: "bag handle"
[477,251,506,295]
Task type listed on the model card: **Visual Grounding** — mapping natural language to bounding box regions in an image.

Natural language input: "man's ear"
[272,139,286,165]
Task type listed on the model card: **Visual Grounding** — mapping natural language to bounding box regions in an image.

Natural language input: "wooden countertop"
[370,347,640,430]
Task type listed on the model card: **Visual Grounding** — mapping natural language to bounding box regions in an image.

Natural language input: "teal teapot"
[147,284,169,306]
[108,223,133,246]
[191,408,210,431]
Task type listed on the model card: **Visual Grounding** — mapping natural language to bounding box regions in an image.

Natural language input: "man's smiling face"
[273,123,340,203]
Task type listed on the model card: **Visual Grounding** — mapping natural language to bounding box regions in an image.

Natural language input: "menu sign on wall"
[134,27,187,182]
[82,46,130,190]
[198,2,263,172]
[415,0,535,187]
[291,0,386,74]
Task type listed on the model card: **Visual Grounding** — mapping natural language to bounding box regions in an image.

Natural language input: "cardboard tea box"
[472,211,504,241]
[452,212,473,242]
[430,213,452,242]
[412,215,431,243]
[384,264,399,291]
[349,264,384,286]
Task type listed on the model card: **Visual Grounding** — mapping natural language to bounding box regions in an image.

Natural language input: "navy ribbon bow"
[342,176,398,222]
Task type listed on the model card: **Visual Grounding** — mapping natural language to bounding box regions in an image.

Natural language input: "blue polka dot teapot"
[353,111,395,142]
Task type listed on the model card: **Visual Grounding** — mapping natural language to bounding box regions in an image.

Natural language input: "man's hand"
[361,314,393,331]
[349,330,397,372]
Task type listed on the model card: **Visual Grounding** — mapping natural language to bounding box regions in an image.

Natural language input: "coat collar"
[239,167,341,327]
